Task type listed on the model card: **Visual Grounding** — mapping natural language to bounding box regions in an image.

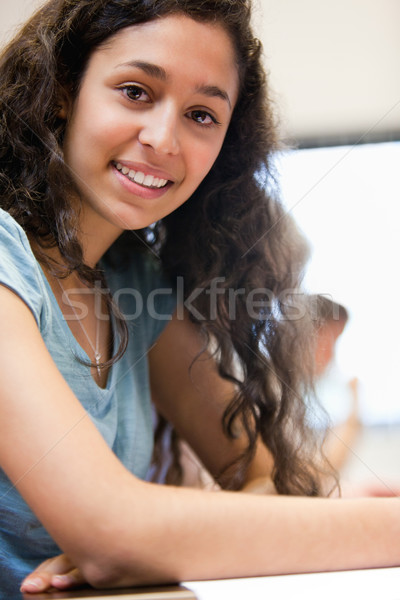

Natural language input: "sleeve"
[0,210,45,325]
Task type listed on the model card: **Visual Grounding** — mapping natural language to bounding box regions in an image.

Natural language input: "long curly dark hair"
[0,0,331,495]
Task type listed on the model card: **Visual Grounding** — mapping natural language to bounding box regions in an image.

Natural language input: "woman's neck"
[77,205,123,268]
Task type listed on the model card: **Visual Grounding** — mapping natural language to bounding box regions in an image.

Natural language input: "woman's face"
[61,14,239,238]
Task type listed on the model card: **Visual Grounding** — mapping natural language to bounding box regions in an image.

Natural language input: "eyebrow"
[116,60,232,109]
[196,84,232,109]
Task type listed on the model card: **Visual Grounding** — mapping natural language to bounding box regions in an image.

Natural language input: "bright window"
[276,142,400,425]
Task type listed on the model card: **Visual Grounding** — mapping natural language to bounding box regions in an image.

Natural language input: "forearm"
[79,481,400,588]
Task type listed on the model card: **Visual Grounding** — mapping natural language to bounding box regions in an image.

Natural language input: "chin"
[110,209,157,232]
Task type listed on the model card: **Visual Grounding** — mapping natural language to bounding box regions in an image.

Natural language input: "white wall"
[0,0,43,44]
[253,0,400,142]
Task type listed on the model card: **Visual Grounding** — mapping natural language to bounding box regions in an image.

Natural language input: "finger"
[51,568,87,590]
[20,554,75,593]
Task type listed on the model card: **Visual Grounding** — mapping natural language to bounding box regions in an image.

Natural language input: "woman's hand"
[20,554,85,594]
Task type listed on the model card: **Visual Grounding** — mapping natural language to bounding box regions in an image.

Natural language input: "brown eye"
[188,110,217,126]
[121,85,150,102]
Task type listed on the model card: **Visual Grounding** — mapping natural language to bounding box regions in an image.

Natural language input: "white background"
[277,142,400,425]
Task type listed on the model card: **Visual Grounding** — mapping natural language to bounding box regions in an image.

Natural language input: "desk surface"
[186,568,400,600]
[22,568,400,600]
[23,585,197,600]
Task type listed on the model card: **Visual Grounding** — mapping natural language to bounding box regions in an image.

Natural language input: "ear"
[56,87,71,120]
[57,103,68,120]
[57,105,68,120]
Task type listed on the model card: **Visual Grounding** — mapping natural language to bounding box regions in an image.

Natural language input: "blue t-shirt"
[0,208,176,596]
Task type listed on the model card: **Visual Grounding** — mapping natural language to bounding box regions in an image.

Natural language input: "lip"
[112,159,176,183]
[111,161,175,200]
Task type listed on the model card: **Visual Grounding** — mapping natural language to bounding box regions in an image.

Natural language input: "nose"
[138,102,180,156]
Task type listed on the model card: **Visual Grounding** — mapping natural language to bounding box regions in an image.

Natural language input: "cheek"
[189,139,224,183]
[70,92,128,150]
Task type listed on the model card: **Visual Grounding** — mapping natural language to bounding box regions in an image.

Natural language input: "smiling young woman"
[0,0,399,596]
[59,15,238,249]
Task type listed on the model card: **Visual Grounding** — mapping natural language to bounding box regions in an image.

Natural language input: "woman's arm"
[148,308,275,488]
[1,285,399,593]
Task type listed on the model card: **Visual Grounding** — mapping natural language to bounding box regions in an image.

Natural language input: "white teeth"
[143,174,154,187]
[134,171,145,184]
[114,162,168,189]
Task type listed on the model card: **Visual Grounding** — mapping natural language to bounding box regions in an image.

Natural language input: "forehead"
[90,14,239,101]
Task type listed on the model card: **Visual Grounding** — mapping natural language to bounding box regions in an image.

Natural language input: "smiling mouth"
[113,162,170,189]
